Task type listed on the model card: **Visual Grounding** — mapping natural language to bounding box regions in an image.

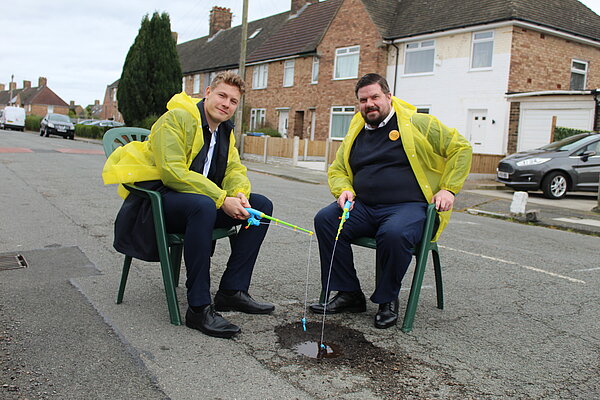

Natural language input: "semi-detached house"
[177,0,600,169]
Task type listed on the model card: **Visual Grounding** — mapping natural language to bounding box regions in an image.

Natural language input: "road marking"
[553,217,600,228]
[439,245,586,284]
[573,267,600,272]
[55,148,105,155]
[0,147,33,153]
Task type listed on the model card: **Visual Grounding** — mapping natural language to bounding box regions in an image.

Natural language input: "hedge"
[25,115,42,132]
[554,126,590,142]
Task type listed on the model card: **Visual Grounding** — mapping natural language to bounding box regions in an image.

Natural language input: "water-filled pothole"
[293,341,342,359]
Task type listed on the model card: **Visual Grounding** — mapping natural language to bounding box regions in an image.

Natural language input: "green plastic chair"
[320,203,442,333]
[103,127,237,325]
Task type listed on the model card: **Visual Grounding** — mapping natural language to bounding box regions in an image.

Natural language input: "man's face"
[203,82,241,125]
[357,83,392,126]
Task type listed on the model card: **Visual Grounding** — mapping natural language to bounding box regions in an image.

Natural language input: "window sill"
[252,87,267,90]
[469,67,493,72]
[332,76,358,81]
[401,72,434,77]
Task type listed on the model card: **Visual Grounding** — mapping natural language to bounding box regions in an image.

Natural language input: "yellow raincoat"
[328,96,472,241]
[102,92,250,209]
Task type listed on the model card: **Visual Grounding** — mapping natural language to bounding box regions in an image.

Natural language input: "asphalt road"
[1,130,599,399]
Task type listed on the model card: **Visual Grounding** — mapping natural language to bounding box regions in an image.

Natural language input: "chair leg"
[155,237,182,326]
[170,244,183,288]
[432,247,443,310]
[401,250,429,333]
[116,255,132,304]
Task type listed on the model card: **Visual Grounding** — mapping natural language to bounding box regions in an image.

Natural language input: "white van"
[0,106,26,131]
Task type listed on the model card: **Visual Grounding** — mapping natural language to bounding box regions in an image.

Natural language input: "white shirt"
[365,108,395,130]
[202,125,219,176]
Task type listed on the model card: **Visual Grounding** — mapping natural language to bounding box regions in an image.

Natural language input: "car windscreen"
[49,114,71,123]
[539,133,597,151]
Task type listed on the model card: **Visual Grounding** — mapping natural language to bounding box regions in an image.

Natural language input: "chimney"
[291,0,317,15]
[171,31,178,43]
[23,80,31,89]
[38,77,47,87]
[9,82,16,91]
[94,100,100,106]
[70,100,75,107]
[0,84,5,91]
[209,6,232,37]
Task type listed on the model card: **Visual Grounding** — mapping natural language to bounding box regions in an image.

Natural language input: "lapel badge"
[388,130,400,141]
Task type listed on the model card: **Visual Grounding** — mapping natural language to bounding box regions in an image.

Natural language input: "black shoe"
[214,290,275,314]
[309,291,367,314]
[185,305,241,339]
[374,298,399,329]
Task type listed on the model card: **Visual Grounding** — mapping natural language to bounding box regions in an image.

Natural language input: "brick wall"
[507,101,520,154]
[29,104,69,117]
[243,0,387,140]
[508,27,600,93]
[101,86,123,122]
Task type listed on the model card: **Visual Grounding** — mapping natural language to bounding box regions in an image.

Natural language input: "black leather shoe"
[309,291,367,314]
[185,305,241,339]
[214,290,275,314]
[374,298,399,329]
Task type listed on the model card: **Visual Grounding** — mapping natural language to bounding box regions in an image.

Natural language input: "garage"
[509,92,597,152]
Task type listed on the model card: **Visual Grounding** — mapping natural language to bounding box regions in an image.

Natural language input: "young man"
[103,71,273,339]
[310,73,472,329]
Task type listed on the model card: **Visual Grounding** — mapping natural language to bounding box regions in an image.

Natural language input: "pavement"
[242,158,600,237]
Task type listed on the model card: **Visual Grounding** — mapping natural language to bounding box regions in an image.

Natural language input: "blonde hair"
[210,71,246,95]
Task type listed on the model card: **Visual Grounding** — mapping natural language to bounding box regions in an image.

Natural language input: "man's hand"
[432,189,455,212]
[236,192,251,208]
[338,190,355,209]
[222,196,250,220]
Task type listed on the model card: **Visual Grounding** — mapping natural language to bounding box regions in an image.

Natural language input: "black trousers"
[314,200,427,304]
[162,191,272,307]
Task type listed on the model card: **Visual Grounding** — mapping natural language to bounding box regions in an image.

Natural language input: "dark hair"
[354,73,390,97]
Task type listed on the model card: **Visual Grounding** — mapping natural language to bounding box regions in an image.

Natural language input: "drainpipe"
[389,42,400,95]
[593,89,600,132]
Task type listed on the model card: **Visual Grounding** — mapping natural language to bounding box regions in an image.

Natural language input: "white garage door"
[518,105,594,152]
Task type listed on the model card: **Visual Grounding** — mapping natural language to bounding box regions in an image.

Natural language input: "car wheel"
[44,128,50,137]
[40,128,44,136]
[541,171,568,199]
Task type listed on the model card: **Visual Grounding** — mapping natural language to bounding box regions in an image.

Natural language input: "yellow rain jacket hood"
[328,96,472,241]
[102,92,250,208]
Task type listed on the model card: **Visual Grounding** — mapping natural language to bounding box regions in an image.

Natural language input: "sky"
[2,0,600,107]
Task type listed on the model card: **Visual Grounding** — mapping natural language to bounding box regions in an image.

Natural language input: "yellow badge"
[388,130,400,141]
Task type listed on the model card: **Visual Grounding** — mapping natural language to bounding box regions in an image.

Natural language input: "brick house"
[178,0,600,158]
[381,0,600,155]
[0,77,70,117]
[100,79,123,122]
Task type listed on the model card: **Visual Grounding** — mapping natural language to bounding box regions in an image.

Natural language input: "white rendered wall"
[387,26,513,155]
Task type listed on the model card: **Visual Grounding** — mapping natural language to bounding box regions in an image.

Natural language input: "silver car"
[496,132,600,199]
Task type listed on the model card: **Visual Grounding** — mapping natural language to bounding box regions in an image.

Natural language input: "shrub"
[138,114,159,130]
[253,126,282,137]
[25,115,42,132]
[75,124,107,139]
[554,126,590,141]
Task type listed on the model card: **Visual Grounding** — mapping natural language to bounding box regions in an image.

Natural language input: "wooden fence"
[241,134,503,174]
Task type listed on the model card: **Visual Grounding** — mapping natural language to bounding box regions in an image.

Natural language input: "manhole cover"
[0,254,28,271]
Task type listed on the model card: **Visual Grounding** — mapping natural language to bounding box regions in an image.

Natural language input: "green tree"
[118,12,182,126]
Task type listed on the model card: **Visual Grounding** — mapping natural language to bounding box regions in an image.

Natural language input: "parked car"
[40,113,75,139]
[0,106,26,131]
[76,119,97,125]
[88,120,124,128]
[496,132,600,199]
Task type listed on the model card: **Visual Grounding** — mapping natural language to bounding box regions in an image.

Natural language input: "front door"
[467,109,488,152]
[278,110,289,137]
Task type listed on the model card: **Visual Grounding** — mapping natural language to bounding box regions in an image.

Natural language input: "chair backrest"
[103,127,151,157]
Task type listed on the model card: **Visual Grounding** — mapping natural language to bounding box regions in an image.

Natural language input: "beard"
[361,106,387,126]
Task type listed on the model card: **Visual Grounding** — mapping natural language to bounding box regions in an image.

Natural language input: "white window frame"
[570,59,588,90]
[333,46,360,80]
[252,64,268,89]
[470,31,494,70]
[182,77,186,92]
[250,108,266,130]
[283,60,295,87]
[403,40,435,75]
[193,74,201,93]
[329,106,355,140]
[311,56,319,84]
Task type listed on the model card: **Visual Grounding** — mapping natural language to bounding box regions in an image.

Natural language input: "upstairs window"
[404,40,435,74]
[570,59,587,90]
[283,60,295,87]
[311,56,319,84]
[253,64,268,89]
[471,31,494,69]
[334,46,360,79]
